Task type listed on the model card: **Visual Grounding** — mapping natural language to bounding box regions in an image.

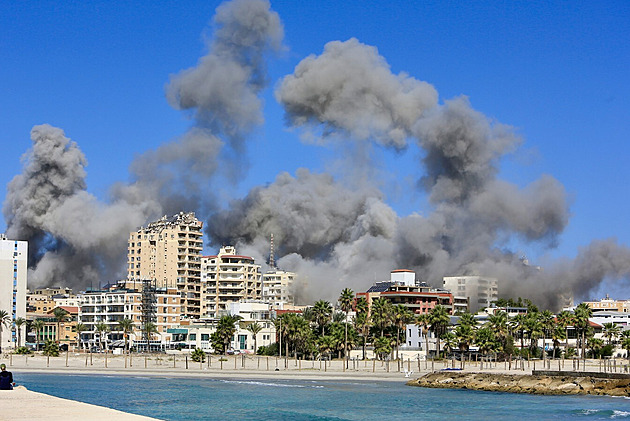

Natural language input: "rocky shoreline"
[407,371,630,396]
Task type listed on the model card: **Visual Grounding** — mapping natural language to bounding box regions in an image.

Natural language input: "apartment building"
[127,212,203,319]
[0,234,27,351]
[584,295,630,313]
[357,270,455,315]
[262,269,295,306]
[202,246,262,318]
[78,283,181,350]
[443,275,498,313]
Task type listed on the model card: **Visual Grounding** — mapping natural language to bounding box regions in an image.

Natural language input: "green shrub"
[191,348,206,363]
[43,340,59,357]
[15,346,31,355]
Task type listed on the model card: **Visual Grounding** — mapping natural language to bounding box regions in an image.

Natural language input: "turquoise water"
[17,373,630,420]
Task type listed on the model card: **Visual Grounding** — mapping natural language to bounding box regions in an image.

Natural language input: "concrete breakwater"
[407,371,630,396]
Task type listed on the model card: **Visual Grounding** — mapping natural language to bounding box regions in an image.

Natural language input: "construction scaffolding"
[141,279,156,342]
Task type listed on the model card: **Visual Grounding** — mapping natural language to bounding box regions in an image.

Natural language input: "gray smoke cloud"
[207,37,627,310]
[167,0,283,145]
[5,4,628,310]
[3,0,283,290]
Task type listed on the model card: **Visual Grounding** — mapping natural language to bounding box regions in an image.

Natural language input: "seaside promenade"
[2,352,628,419]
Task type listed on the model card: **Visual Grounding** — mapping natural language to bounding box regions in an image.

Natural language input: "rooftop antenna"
[269,233,276,270]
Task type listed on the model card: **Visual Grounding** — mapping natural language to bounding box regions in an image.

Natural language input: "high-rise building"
[262,269,296,307]
[0,234,27,351]
[202,246,261,318]
[127,212,203,318]
[443,275,498,313]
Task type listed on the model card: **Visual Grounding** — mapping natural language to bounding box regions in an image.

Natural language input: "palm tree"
[393,305,414,360]
[75,322,88,351]
[373,336,392,360]
[246,321,263,354]
[338,288,354,366]
[587,337,604,358]
[556,310,574,355]
[455,323,475,360]
[117,318,135,353]
[510,313,527,355]
[475,326,499,357]
[621,331,630,362]
[602,322,621,345]
[95,321,109,351]
[0,310,10,353]
[371,298,393,338]
[574,303,592,359]
[539,310,555,360]
[488,311,509,355]
[32,319,45,351]
[52,307,69,344]
[312,301,333,339]
[525,312,544,358]
[550,323,566,358]
[442,331,457,355]
[214,315,242,354]
[415,313,431,357]
[14,317,26,348]
[143,322,158,351]
[428,305,450,358]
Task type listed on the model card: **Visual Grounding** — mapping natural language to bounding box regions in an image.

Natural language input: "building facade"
[0,234,27,351]
[202,246,262,318]
[78,284,181,350]
[127,212,203,318]
[358,270,455,315]
[443,276,498,313]
[262,269,295,307]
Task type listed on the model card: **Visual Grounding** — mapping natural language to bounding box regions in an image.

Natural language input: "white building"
[202,246,262,318]
[0,234,27,351]
[262,269,295,307]
[443,276,498,313]
[79,284,181,350]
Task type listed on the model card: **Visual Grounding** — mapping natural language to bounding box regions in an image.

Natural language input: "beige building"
[79,283,181,350]
[443,275,498,313]
[584,295,630,313]
[262,269,295,306]
[202,246,262,318]
[127,212,203,318]
[0,234,27,351]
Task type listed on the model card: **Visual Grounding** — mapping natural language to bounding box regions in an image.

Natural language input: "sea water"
[18,373,630,420]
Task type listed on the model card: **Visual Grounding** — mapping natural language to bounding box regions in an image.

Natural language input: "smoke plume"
[3,0,283,290]
[4,2,629,310]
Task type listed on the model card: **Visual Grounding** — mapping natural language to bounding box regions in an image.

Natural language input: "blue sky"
[1,0,629,266]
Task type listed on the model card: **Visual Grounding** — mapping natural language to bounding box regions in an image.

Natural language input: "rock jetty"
[407,371,630,396]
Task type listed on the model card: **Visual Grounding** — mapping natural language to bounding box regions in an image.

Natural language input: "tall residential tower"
[0,234,27,351]
[127,212,203,318]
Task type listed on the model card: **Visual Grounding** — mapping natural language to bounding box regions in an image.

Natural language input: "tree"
[246,322,263,354]
[117,318,135,353]
[32,319,44,352]
[312,301,333,339]
[455,323,475,360]
[43,340,59,357]
[487,311,509,356]
[393,305,414,360]
[0,310,10,353]
[556,310,574,355]
[510,314,527,355]
[475,326,499,357]
[550,323,566,358]
[415,313,431,358]
[95,321,110,351]
[373,336,392,360]
[14,317,26,348]
[338,288,354,366]
[539,310,555,360]
[525,312,544,358]
[602,322,621,345]
[371,298,393,338]
[191,348,206,363]
[52,307,69,344]
[621,331,630,362]
[587,337,604,358]
[75,322,88,351]
[574,303,593,359]
[213,315,242,354]
[354,297,371,360]
[428,305,450,358]
[442,331,457,355]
